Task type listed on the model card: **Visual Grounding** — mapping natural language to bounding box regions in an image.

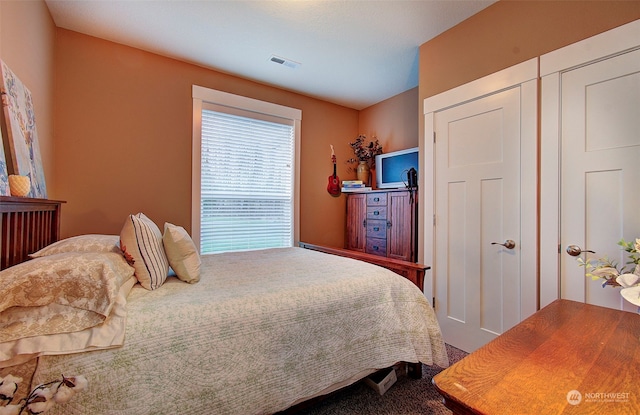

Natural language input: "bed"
[0,197,448,414]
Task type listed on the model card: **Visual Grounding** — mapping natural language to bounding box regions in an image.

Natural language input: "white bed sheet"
[32,247,448,415]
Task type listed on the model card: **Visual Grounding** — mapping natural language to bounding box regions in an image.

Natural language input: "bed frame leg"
[407,362,422,379]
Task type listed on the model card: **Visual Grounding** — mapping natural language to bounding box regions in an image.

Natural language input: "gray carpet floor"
[292,344,468,415]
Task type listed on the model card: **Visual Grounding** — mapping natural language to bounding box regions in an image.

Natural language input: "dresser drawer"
[367,193,387,206]
[366,220,387,239]
[366,238,387,256]
[345,189,417,263]
[366,206,387,220]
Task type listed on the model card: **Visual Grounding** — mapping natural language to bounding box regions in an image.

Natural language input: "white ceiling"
[45,0,496,110]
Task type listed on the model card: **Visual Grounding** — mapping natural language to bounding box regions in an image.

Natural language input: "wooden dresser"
[345,189,417,262]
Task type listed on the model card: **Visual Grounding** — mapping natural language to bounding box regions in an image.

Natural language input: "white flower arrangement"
[577,238,640,308]
[0,374,87,415]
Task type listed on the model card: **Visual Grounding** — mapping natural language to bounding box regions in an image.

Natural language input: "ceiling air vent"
[269,55,300,69]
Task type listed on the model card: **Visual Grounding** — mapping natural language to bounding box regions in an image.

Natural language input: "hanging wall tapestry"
[0,60,47,198]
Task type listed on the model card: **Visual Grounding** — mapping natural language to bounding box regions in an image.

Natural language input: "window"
[192,86,301,254]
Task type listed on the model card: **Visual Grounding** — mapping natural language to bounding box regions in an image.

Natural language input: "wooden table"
[432,299,640,414]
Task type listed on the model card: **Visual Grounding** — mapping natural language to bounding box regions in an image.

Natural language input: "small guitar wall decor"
[327,145,340,196]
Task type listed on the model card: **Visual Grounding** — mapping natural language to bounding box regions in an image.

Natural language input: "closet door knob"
[566,245,595,256]
[491,240,516,250]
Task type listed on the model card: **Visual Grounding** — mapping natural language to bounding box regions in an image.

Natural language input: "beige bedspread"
[32,247,448,414]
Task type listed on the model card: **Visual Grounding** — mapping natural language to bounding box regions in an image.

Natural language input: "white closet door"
[540,19,640,310]
[424,59,538,352]
[561,50,640,311]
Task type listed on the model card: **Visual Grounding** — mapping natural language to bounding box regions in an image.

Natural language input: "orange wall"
[53,30,359,246]
[359,87,418,154]
[420,1,640,101]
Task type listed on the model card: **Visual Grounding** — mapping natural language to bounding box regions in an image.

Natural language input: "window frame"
[192,85,302,253]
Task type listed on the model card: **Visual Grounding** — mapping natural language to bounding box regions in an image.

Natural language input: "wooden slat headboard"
[0,196,64,270]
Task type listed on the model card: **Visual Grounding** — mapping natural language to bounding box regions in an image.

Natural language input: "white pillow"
[163,223,201,284]
[30,234,120,258]
[0,251,135,342]
[120,213,169,290]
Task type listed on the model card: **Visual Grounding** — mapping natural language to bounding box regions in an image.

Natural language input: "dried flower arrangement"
[346,134,383,169]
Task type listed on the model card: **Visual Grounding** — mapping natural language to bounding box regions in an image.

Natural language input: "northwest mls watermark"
[567,389,631,405]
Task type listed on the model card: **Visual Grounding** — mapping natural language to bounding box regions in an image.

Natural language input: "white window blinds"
[200,105,295,254]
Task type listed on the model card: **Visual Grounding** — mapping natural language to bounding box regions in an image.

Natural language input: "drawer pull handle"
[373,211,379,216]
[373,227,379,232]
[374,197,380,202]
[373,246,379,251]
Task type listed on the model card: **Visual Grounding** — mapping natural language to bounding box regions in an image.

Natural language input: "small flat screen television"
[375,147,419,189]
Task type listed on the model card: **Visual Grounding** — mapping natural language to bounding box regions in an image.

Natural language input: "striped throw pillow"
[120,213,169,290]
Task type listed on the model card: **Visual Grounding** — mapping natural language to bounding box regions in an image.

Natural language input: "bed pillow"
[163,223,201,284]
[0,276,136,364]
[120,213,169,290]
[29,234,120,258]
[0,251,135,342]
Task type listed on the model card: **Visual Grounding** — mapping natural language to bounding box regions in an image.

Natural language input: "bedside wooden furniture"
[0,196,65,269]
[345,189,417,262]
[299,242,428,292]
[432,299,640,415]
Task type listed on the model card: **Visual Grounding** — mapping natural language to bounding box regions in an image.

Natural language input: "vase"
[356,161,370,185]
[8,175,30,197]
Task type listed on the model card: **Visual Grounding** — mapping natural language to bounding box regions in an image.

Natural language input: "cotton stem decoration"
[0,374,87,415]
